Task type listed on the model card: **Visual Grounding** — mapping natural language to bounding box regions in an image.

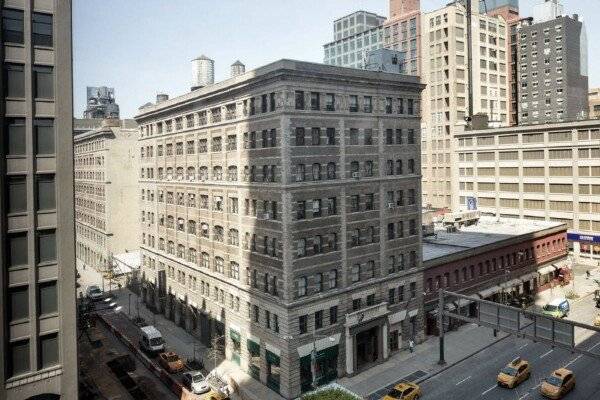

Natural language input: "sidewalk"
[535,264,600,307]
[338,324,508,398]
[78,261,284,400]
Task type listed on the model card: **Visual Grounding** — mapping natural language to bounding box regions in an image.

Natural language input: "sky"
[73,0,597,118]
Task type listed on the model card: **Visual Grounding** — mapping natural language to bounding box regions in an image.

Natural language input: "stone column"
[345,328,354,375]
[154,287,161,313]
[382,323,389,360]
[185,306,193,332]
[174,300,182,326]
[165,295,172,320]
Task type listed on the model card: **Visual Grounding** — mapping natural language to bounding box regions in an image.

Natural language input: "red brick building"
[422,217,567,335]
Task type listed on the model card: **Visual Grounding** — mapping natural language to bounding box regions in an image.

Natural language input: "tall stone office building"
[136,59,424,398]
[517,0,588,125]
[74,119,140,271]
[383,0,421,76]
[1,1,76,399]
[420,1,509,209]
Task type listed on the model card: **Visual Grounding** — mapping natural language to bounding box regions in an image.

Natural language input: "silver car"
[86,285,104,301]
[182,370,210,394]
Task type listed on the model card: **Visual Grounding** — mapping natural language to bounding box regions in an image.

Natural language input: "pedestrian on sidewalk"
[587,270,591,280]
[409,339,414,353]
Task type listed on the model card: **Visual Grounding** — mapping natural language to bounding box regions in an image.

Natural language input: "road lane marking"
[518,343,528,350]
[564,355,582,367]
[588,341,600,351]
[539,349,553,358]
[481,385,496,395]
[456,376,471,385]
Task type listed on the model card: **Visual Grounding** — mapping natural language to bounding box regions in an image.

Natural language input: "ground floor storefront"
[569,232,600,265]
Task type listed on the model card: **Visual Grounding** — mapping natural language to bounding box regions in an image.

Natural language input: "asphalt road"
[419,332,600,400]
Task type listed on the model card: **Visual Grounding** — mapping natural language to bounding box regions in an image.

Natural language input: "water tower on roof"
[231,60,245,78]
[191,54,214,91]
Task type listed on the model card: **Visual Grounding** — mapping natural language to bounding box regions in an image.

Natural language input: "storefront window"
[230,330,241,365]
[299,345,338,393]
[266,350,281,393]
[247,340,260,380]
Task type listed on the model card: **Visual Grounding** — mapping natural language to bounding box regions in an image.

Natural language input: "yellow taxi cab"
[540,368,575,399]
[382,381,421,400]
[205,389,229,400]
[497,357,531,388]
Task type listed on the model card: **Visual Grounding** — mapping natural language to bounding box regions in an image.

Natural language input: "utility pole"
[438,289,446,365]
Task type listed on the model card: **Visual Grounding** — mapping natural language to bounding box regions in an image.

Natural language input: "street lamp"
[128,293,132,317]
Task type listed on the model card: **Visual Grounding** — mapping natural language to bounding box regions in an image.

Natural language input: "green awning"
[247,339,260,355]
[300,345,339,364]
[266,350,280,365]
[230,329,241,342]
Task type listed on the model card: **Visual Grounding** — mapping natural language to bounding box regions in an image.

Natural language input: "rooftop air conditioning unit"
[388,202,396,209]
[352,172,360,179]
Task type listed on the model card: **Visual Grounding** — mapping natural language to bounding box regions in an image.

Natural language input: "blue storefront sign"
[567,233,600,244]
[466,196,477,210]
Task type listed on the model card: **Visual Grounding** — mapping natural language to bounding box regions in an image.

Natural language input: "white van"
[139,325,165,354]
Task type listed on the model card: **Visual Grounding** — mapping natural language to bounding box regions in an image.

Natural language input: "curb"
[414,333,511,384]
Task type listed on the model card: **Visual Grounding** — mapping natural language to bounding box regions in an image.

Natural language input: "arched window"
[228,229,239,245]
[215,257,224,273]
[213,225,224,242]
[166,167,173,180]
[187,166,196,180]
[213,166,223,180]
[167,241,175,254]
[188,220,196,234]
[201,252,209,268]
[176,167,184,180]
[177,244,185,258]
[177,218,185,231]
[188,248,197,263]
[227,165,238,181]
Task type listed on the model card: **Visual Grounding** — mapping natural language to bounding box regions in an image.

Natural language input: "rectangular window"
[33,66,54,99]
[35,118,55,155]
[32,12,53,47]
[5,117,26,155]
[38,230,56,264]
[39,333,59,369]
[38,281,57,315]
[329,306,338,324]
[9,286,29,322]
[315,310,323,330]
[295,90,305,110]
[36,175,56,211]
[4,63,25,98]
[8,340,30,377]
[2,8,24,44]
[8,232,28,268]
[299,315,308,334]
[7,176,27,214]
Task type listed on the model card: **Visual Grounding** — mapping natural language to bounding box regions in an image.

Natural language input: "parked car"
[497,357,531,388]
[542,298,570,318]
[540,368,575,399]
[158,351,184,373]
[139,326,165,354]
[182,370,210,394]
[86,285,104,301]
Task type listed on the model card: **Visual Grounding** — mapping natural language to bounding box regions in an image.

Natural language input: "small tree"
[206,335,225,372]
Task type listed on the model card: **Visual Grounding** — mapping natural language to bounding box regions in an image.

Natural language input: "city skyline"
[73,0,598,118]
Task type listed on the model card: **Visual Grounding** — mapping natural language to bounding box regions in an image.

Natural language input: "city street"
[417,271,600,400]
[419,333,600,400]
